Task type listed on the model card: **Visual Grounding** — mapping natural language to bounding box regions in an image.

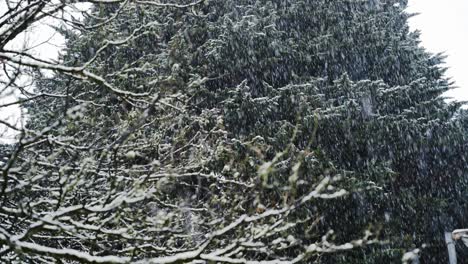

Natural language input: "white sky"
[0,3,81,143]
[0,15,64,143]
[407,0,468,101]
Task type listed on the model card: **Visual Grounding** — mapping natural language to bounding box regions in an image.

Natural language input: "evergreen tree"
[4,0,468,262]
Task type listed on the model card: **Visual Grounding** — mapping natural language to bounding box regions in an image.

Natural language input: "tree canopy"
[1,0,467,263]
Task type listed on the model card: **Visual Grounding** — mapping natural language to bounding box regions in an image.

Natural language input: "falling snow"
[0,0,467,263]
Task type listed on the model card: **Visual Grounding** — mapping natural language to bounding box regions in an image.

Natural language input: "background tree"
[134,0,467,261]
[2,0,468,263]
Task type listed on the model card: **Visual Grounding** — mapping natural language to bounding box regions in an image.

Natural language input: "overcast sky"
[407,0,468,101]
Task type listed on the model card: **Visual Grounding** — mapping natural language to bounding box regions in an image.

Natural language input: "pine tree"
[6,0,468,262]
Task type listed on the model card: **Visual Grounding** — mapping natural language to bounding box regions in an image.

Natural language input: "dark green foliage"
[19,0,468,262]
